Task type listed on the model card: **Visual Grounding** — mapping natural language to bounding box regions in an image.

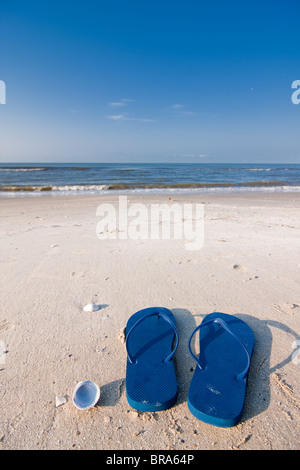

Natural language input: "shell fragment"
[83,304,100,312]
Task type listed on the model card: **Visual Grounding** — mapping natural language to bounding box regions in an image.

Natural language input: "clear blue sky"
[0,0,299,163]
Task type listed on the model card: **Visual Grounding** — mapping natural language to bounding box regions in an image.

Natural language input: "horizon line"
[0,161,300,165]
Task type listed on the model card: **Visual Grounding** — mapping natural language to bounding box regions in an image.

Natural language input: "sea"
[0,162,300,197]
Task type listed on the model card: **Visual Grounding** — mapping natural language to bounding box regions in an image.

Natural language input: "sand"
[0,191,299,450]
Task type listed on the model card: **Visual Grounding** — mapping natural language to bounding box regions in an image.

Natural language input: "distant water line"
[0,163,300,197]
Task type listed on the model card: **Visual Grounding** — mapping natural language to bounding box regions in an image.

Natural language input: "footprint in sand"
[232,264,247,274]
[271,303,300,315]
[0,319,15,332]
[242,275,259,283]
[70,271,85,279]
[178,259,198,265]
[232,265,259,282]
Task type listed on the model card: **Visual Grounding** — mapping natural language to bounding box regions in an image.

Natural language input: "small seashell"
[83,303,100,312]
[55,395,67,408]
[72,380,100,410]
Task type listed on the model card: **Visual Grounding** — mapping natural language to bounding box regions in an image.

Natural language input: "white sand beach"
[0,192,299,450]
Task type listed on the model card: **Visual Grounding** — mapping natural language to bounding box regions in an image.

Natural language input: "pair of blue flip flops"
[125,307,254,428]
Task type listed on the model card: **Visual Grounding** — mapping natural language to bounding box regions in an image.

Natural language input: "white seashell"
[83,303,100,312]
[72,380,100,410]
[55,395,67,408]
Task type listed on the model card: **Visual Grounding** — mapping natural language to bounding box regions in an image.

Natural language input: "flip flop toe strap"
[188,317,251,381]
[126,309,179,365]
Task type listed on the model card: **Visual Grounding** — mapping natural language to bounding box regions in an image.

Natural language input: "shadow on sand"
[98,308,300,424]
[172,308,300,423]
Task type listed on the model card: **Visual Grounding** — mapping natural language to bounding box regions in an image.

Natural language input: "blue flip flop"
[188,312,254,427]
[125,307,179,412]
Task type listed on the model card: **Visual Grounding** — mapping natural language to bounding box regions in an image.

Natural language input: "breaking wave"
[1,181,300,196]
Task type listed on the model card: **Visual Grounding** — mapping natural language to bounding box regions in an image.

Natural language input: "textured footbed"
[125,307,178,412]
[188,312,254,427]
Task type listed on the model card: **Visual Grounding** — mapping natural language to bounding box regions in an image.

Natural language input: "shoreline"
[1,184,300,198]
[1,162,300,198]
[1,188,300,206]
[0,192,299,450]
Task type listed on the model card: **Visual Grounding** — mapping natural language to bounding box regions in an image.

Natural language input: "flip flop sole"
[125,307,178,412]
[188,312,254,427]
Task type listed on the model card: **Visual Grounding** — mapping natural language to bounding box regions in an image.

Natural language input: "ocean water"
[0,163,300,197]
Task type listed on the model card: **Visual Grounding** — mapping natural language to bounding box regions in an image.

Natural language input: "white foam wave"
[247,168,271,171]
[0,168,46,172]
[51,184,109,191]
[1,184,300,198]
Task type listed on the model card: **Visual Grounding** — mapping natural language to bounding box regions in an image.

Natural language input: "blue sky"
[0,0,299,163]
